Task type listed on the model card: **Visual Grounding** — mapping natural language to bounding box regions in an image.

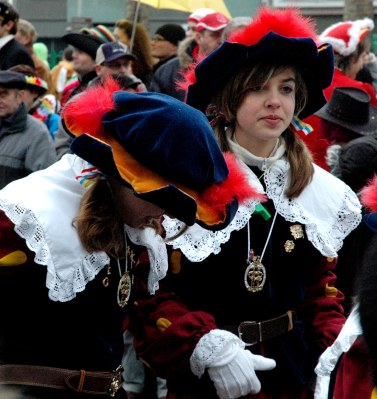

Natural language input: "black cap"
[62,32,105,60]
[0,71,27,89]
[155,24,186,46]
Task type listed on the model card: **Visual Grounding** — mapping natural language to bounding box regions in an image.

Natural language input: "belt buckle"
[238,321,262,346]
[108,365,124,397]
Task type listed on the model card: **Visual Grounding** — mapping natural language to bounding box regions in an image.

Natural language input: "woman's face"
[234,67,296,155]
[348,50,368,79]
[110,180,165,229]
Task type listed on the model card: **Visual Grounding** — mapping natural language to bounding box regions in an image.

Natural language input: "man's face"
[195,29,223,56]
[150,34,178,61]
[96,57,133,78]
[72,48,96,77]
[0,87,24,118]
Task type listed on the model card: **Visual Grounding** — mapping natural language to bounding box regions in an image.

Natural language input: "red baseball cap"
[196,12,229,32]
[187,8,215,23]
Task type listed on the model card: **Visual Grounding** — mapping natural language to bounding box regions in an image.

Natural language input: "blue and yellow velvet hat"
[185,7,334,119]
[62,78,264,230]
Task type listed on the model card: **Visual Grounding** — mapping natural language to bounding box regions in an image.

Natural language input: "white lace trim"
[164,158,362,261]
[0,155,168,301]
[314,305,362,398]
[126,225,168,294]
[190,329,244,377]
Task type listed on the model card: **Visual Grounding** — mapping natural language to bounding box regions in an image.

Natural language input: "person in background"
[315,174,377,399]
[114,19,154,87]
[59,31,104,107]
[15,18,51,90]
[194,11,229,58]
[0,71,56,189]
[185,7,215,39]
[94,40,147,92]
[54,31,105,159]
[150,23,186,73]
[125,7,362,399]
[8,64,60,140]
[49,46,78,102]
[0,1,34,70]
[33,41,50,68]
[149,11,229,101]
[221,16,252,41]
[314,87,377,315]
[0,77,260,398]
[301,17,377,171]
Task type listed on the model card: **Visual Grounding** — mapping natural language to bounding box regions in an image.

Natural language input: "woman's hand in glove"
[207,344,276,399]
[190,329,276,399]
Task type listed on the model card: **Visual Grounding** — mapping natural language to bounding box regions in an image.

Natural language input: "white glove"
[190,329,276,399]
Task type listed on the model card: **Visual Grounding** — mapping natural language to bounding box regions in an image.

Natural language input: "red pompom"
[201,152,266,212]
[61,76,121,138]
[360,174,377,211]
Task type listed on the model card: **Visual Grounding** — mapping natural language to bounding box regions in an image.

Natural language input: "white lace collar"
[163,145,362,261]
[0,154,167,301]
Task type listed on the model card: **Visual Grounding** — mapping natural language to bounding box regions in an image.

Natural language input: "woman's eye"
[282,86,294,94]
[250,85,263,92]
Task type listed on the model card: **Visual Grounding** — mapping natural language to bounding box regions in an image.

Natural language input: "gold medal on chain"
[244,250,266,292]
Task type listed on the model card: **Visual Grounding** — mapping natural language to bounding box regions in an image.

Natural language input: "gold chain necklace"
[117,238,135,308]
[244,175,287,293]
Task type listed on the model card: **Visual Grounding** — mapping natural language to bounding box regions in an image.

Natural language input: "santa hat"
[319,18,374,56]
[61,77,264,231]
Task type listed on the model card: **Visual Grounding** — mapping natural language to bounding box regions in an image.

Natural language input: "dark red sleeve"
[126,257,217,380]
[300,256,346,350]
[0,210,35,268]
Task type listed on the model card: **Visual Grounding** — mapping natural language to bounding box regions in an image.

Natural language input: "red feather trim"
[201,152,266,212]
[176,53,206,95]
[360,174,377,211]
[229,7,318,45]
[61,76,120,137]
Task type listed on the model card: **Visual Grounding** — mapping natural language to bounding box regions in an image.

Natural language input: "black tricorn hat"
[315,87,377,136]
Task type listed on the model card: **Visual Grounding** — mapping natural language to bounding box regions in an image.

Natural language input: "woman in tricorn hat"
[125,7,362,399]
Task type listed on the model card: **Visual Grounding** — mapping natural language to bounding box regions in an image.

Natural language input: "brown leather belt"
[0,364,124,397]
[223,310,296,346]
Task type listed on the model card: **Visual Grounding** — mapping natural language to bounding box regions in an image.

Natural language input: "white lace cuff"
[190,329,245,378]
[314,305,362,398]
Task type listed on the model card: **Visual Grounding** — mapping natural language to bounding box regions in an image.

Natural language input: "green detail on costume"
[253,203,271,220]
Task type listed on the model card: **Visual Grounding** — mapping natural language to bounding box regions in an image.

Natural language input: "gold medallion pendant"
[117,271,132,308]
[244,255,266,293]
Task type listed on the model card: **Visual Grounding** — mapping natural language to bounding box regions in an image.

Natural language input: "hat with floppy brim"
[186,33,334,119]
[62,84,263,231]
[315,87,377,136]
[63,32,105,60]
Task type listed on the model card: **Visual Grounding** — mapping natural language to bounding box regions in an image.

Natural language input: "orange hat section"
[104,136,228,227]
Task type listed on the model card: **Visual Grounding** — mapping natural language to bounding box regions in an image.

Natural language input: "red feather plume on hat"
[228,7,318,45]
[177,7,319,96]
[360,175,377,211]
[62,76,121,138]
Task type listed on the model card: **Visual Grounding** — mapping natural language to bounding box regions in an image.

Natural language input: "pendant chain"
[245,175,287,292]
